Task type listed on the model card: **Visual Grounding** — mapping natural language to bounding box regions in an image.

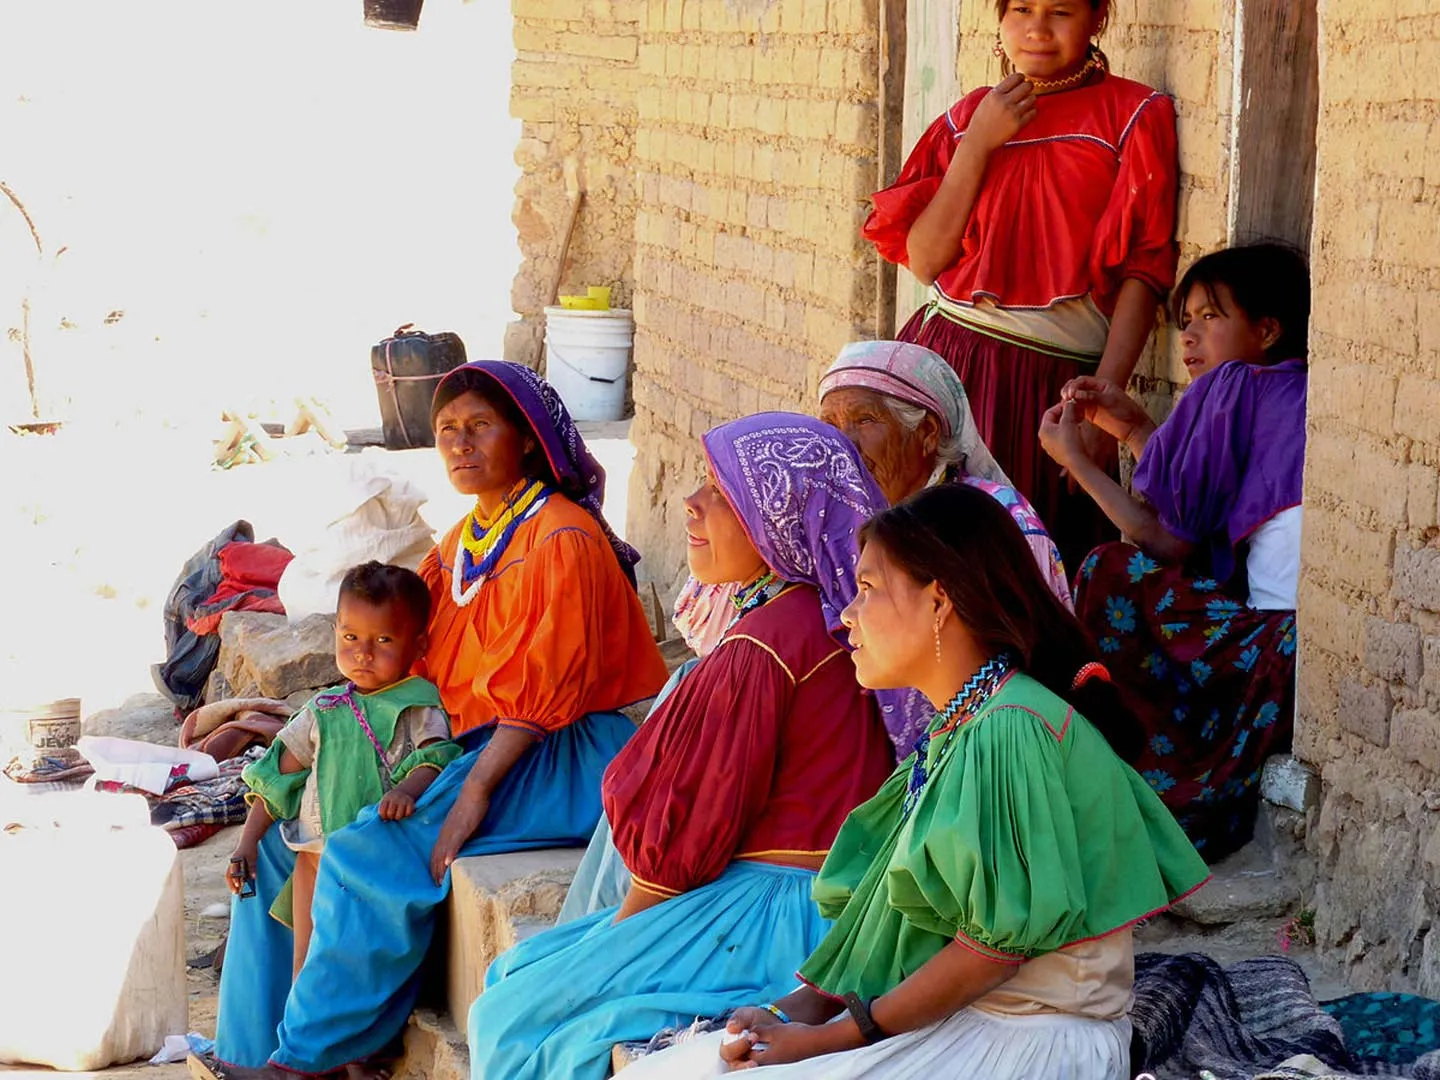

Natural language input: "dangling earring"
[934,614,944,665]
[992,31,1005,57]
[1089,39,1110,73]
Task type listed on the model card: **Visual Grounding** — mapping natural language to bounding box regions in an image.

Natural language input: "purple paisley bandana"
[703,413,886,641]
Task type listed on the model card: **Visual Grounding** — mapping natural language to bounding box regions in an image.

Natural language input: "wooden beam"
[894,0,962,328]
[877,0,908,339]
[1232,0,1320,251]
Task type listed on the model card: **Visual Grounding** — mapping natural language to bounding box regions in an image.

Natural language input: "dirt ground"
[181,830,236,1040]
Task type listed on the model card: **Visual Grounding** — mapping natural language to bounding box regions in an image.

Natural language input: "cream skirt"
[620,1007,1132,1080]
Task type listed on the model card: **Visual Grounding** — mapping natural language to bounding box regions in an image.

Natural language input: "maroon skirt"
[898,306,1117,575]
[1073,542,1297,861]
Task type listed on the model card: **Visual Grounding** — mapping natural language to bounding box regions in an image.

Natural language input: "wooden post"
[894,0,963,329]
[1231,0,1320,251]
[877,0,908,339]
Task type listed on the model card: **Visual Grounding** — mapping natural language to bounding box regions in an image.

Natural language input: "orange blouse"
[416,495,667,738]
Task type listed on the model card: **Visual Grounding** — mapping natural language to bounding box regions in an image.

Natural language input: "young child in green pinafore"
[227,561,460,978]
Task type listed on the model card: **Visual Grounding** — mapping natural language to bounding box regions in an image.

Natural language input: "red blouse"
[603,585,895,899]
[863,74,1179,316]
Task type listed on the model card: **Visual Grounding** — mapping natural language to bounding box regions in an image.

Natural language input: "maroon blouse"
[603,585,896,899]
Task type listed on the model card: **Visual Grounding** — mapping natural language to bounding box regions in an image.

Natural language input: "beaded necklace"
[727,570,784,629]
[452,478,551,607]
[902,653,1015,819]
[1028,51,1106,95]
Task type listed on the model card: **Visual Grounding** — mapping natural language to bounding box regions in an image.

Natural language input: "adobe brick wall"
[625,0,882,593]
[621,1,1247,593]
[507,0,641,366]
[1292,4,1440,995]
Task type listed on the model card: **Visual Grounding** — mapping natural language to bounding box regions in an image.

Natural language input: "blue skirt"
[556,659,698,925]
[214,712,633,1072]
[468,860,830,1080]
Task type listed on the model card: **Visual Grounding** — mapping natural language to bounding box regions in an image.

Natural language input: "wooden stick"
[0,180,42,255]
[876,0,907,339]
[20,298,37,419]
[547,189,585,307]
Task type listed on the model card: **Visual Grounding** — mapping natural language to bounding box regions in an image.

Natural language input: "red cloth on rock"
[603,585,895,899]
[185,541,292,635]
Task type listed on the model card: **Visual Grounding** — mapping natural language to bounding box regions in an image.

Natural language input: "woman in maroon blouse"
[467,413,897,1080]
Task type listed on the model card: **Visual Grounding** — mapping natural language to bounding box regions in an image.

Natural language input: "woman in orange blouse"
[215,361,666,1080]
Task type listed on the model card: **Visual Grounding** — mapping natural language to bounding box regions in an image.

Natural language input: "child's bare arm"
[227,798,274,895]
[377,739,448,822]
[277,746,306,773]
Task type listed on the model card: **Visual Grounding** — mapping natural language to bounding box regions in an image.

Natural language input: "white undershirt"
[1246,505,1302,611]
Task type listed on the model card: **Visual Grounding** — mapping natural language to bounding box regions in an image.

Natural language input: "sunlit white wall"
[0,0,520,429]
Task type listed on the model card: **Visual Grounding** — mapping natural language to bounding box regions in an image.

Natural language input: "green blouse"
[243,676,460,834]
[798,673,1208,999]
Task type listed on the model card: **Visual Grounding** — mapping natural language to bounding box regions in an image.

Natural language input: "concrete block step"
[444,847,585,1029]
[1170,825,1302,927]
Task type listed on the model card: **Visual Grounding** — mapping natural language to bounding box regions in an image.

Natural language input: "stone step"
[1169,799,1311,927]
[398,1008,469,1080]
[444,847,585,1030]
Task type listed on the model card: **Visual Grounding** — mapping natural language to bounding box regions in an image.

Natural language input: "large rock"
[0,794,186,1069]
[216,612,341,699]
[83,692,178,745]
[445,848,584,1027]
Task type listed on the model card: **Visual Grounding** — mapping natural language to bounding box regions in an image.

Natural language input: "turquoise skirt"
[556,659,699,925]
[469,860,830,1080]
[215,712,633,1073]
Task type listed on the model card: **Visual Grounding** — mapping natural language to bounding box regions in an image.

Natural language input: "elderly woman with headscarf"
[213,362,668,1080]
[673,341,1068,680]
[813,339,1071,755]
[466,414,897,1080]
[817,340,1068,601]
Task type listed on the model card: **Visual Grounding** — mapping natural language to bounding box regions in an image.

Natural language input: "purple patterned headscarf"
[703,413,886,642]
[431,360,640,580]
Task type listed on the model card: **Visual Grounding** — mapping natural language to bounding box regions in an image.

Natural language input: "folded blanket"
[180,698,292,746]
[1133,952,1440,1080]
[150,747,263,833]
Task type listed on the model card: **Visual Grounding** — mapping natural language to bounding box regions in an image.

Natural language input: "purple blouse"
[1133,358,1307,584]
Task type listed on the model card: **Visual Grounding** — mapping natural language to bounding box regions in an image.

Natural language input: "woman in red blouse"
[466,414,896,1080]
[868,0,1179,570]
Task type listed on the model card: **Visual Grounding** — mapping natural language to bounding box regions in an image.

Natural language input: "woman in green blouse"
[627,482,1208,1079]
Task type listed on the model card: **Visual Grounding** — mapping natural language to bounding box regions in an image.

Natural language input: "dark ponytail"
[860,484,1143,763]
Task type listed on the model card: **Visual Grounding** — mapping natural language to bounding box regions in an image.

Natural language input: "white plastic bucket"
[544,306,634,422]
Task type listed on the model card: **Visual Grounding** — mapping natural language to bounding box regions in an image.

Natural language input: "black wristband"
[841,992,887,1044]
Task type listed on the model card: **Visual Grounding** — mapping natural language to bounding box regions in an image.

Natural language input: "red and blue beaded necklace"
[902,653,1015,819]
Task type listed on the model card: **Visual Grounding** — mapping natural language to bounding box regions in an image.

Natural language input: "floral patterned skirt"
[1073,542,1297,862]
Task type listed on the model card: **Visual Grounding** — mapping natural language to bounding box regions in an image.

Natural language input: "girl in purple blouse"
[1038,243,1309,860]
